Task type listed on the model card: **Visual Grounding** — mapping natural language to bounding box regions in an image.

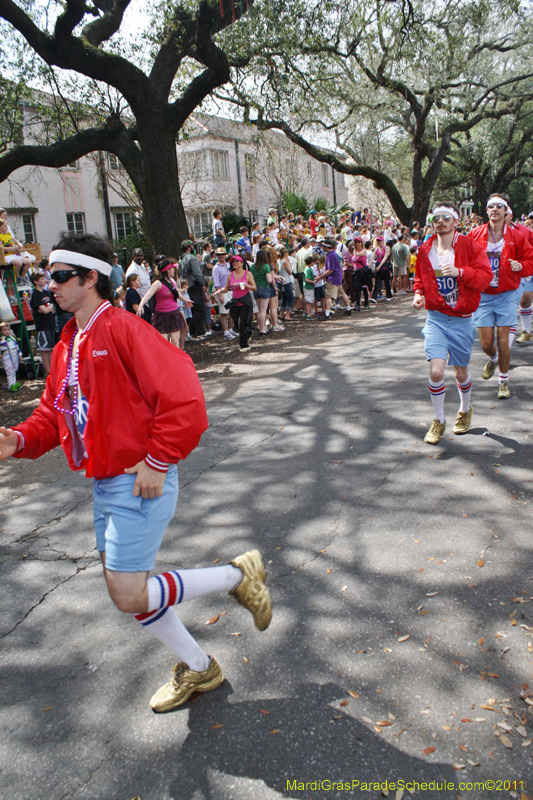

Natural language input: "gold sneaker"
[482,359,497,380]
[453,406,473,435]
[150,656,224,713]
[424,419,446,445]
[230,549,272,631]
[516,331,533,344]
[497,381,511,399]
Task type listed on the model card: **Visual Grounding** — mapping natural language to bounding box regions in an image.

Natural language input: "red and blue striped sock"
[134,566,241,627]
[456,374,472,413]
[509,325,517,347]
[428,379,445,423]
[520,307,532,334]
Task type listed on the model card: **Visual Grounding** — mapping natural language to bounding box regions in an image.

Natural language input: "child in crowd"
[29,270,55,375]
[409,245,417,292]
[180,279,193,341]
[314,253,327,315]
[0,220,36,285]
[125,273,142,314]
[212,209,225,247]
[303,253,318,318]
[0,321,22,392]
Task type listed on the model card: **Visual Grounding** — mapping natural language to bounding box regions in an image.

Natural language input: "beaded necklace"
[53,329,80,416]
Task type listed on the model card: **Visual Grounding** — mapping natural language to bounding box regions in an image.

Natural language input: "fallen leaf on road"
[398,635,410,643]
[270,729,280,735]
[474,717,487,722]
[395,791,404,800]
[376,720,393,727]
[500,734,513,748]
[205,612,227,625]
[230,632,242,637]
[213,558,220,563]
[319,548,326,553]
[422,747,436,754]
[420,709,430,714]
[388,713,396,720]
[516,725,528,737]
[341,585,348,592]
[42,708,52,712]
[461,718,472,723]
[467,759,481,766]
[478,637,484,645]
[333,715,342,720]
[442,725,451,731]
[242,657,249,663]
[211,724,224,729]
[522,739,532,747]
[374,724,383,732]
[331,460,343,463]
[426,591,439,597]
[347,691,359,699]
[326,568,332,574]
[477,559,484,568]
[362,716,373,724]
[459,744,468,752]
[339,700,349,707]
[258,709,270,715]
[453,764,466,770]
[419,611,430,616]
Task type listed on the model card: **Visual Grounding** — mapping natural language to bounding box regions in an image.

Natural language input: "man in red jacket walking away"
[0,233,271,713]
[413,202,492,445]
[469,193,533,398]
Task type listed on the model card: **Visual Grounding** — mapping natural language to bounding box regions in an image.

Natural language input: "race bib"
[436,274,459,308]
[487,250,500,288]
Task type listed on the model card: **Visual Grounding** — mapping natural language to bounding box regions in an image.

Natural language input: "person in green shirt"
[303,253,318,318]
[251,249,272,334]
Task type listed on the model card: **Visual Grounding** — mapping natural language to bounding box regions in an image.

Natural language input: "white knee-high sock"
[509,325,517,348]
[136,608,210,672]
[143,565,242,614]
[456,374,472,413]
[520,308,532,333]
[428,379,445,423]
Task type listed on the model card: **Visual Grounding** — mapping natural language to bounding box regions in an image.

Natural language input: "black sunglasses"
[50,269,80,283]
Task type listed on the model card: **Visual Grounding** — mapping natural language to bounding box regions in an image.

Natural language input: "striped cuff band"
[144,454,169,473]
[15,431,25,453]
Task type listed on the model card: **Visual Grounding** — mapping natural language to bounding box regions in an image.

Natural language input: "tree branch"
[82,0,133,47]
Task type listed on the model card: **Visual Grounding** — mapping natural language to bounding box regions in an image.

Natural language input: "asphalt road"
[1,301,533,800]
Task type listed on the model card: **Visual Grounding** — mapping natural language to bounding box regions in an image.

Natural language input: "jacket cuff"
[144,454,169,473]
[15,430,25,453]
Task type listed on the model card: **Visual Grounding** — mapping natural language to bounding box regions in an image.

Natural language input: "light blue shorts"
[472,289,520,328]
[521,276,533,292]
[422,311,475,367]
[93,465,179,572]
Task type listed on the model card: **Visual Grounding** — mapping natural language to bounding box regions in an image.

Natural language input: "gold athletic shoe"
[482,360,497,380]
[150,657,224,713]
[230,549,272,631]
[424,419,446,445]
[516,331,533,344]
[453,406,473,435]
[497,381,511,399]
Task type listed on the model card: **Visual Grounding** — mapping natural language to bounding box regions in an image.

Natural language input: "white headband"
[49,249,112,277]
[433,206,459,220]
[487,198,509,210]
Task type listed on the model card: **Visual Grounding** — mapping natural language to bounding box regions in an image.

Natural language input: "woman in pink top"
[137,258,192,348]
[216,255,256,352]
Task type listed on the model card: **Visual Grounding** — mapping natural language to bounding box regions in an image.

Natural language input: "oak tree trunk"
[136,120,190,255]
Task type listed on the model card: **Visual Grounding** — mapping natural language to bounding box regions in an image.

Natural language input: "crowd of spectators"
[2,206,532,384]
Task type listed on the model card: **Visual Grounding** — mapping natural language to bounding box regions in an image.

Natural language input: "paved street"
[1,301,533,800]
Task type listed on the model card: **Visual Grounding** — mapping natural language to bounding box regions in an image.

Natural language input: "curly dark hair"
[52,232,114,300]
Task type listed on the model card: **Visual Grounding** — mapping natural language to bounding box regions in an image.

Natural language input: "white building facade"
[0,110,349,253]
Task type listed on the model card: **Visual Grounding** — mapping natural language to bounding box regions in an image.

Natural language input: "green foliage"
[222,211,251,238]
[282,191,309,218]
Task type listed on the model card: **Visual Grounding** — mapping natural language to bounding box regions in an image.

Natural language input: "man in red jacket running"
[0,233,271,713]
[469,193,533,398]
[413,202,492,445]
